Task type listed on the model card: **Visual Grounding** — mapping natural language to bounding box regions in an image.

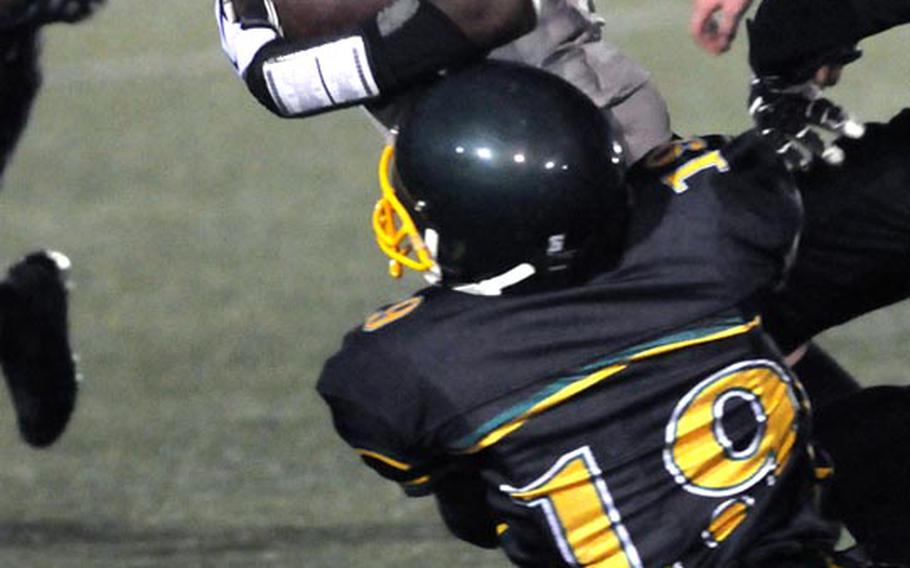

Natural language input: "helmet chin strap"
[421,228,443,285]
[422,266,442,286]
[452,263,537,297]
[418,228,537,295]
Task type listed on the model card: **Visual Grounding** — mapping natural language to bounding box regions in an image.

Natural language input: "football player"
[215,0,672,164]
[318,60,845,567]
[217,1,909,561]
[0,0,104,447]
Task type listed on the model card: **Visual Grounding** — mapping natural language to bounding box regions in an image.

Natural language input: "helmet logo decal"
[547,235,566,255]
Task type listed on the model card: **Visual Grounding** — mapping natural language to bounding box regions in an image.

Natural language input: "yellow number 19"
[500,359,801,564]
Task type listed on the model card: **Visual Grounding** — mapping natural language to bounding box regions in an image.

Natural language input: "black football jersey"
[318,135,835,566]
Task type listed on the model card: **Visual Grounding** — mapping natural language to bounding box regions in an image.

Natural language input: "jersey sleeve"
[714,132,803,299]
[317,330,446,497]
[633,133,802,309]
[319,395,438,496]
[749,0,910,79]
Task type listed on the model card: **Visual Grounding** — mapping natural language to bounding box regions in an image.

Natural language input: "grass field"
[0,1,907,566]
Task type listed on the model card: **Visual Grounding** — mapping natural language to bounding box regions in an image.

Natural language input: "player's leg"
[788,346,910,564]
[2,0,106,176]
[815,385,910,564]
[788,342,861,409]
[0,251,78,447]
[517,35,673,165]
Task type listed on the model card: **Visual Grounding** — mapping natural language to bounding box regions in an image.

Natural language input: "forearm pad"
[244,0,479,118]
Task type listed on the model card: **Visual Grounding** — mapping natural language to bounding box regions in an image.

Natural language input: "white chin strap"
[453,263,537,297]
[420,228,536,295]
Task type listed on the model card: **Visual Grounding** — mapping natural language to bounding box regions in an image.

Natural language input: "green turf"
[0,1,905,565]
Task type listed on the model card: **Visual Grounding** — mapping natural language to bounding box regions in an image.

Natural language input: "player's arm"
[319,394,441,495]
[319,356,500,549]
[326,395,499,547]
[0,0,105,177]
[215,0,536,118]
[692,0,910,58]
[749,0,910,79]
[744,0,873,171]
[708,132,804,294]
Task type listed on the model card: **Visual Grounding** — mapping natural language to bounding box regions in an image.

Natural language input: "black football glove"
[749,75,865,172]
[0,0,104,31]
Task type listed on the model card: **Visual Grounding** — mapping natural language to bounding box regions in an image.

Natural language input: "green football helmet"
[373,61,628,294]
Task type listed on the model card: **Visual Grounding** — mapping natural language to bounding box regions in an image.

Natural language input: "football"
[270,0,395,39]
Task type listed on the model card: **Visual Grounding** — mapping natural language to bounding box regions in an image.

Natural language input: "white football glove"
[749,76,865,171]
[215,0,280,78]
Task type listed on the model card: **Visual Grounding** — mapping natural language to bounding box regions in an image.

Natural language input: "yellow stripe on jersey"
[356,449,431,488]
[402,475,432,487]
[462,363,628,453]
[815,466,834,480]
[624,317,758,362]
[355,448,413,471]
[453,317,761,454]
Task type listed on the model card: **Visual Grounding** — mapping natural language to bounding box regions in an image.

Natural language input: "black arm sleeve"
[749,0,910,79]
[0,28,41,177]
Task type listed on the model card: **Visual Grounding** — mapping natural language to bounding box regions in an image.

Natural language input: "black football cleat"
[0,250,77,448]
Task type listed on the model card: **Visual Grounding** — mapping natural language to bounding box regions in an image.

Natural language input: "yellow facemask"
[372,145,436,278]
